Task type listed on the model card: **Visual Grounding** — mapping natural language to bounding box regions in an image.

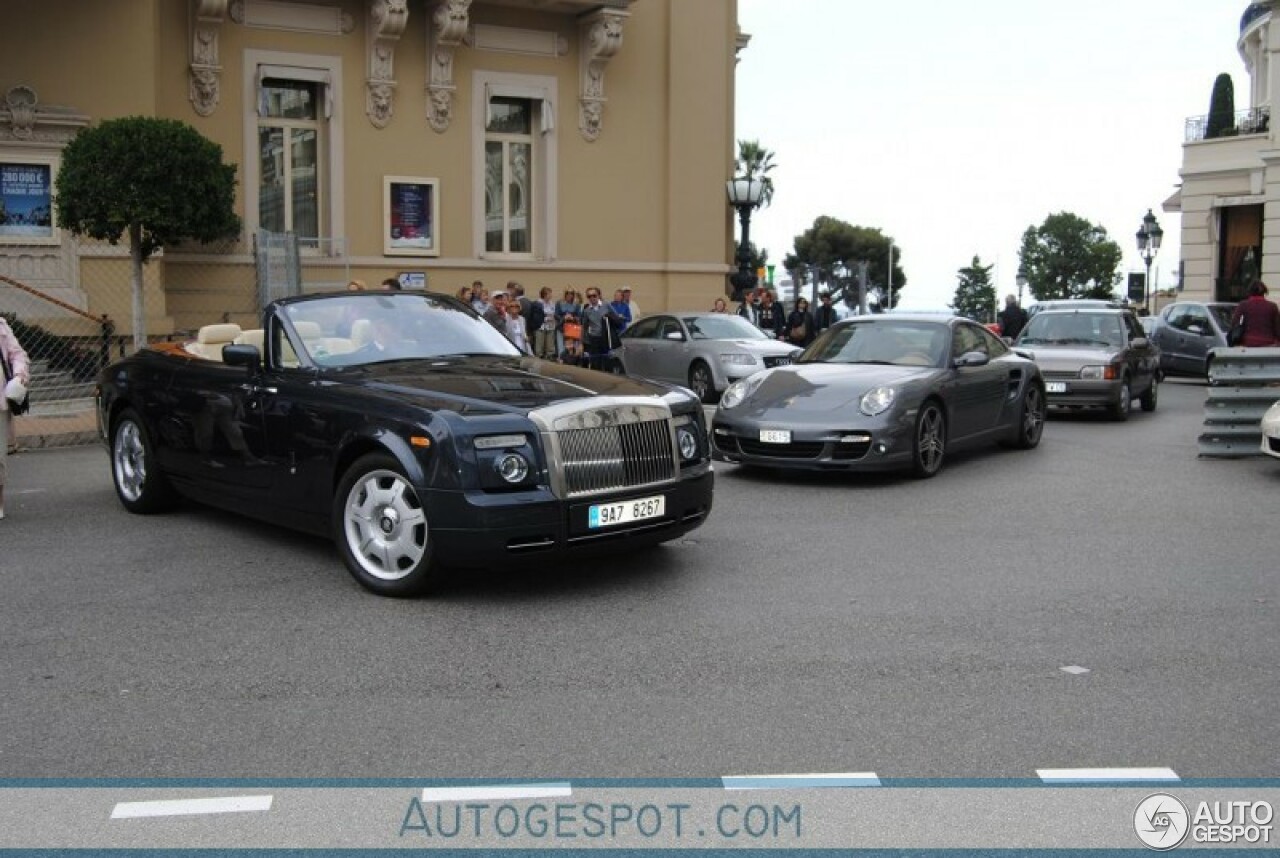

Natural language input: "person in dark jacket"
[756,290,787,340]
[997,295,1028,340]
[1230,280,1280,346]
[784,297,816,347]
[580,287,625,370]
[813,291,838,334]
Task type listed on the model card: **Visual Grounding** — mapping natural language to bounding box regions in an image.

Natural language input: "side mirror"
[223,344,262,373]
[665,331,686,342]
[1130,337,1150,349]
[1186,324,1205,336]
[953,350,990,368]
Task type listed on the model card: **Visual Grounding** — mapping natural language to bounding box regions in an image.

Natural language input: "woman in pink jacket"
[0,316,31,519]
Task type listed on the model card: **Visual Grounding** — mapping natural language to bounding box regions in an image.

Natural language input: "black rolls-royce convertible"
[96,292,713,596]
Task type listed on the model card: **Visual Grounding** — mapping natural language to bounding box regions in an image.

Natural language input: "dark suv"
[1012,308,1160,421]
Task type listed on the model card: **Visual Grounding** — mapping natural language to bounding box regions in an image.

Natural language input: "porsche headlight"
[859,386,896,416]
[720,373,765,409]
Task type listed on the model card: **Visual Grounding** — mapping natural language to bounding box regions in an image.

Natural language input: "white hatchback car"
[1262,399,1280,459]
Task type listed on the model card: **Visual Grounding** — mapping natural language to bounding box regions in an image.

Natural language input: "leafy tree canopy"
[735,139,777,208]
[1017,212,1122,301]
[951,255,996,323]
[55,116,240,260]
[788,215,904,308]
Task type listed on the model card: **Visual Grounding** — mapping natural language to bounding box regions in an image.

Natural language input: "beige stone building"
[0,0,743,337]
[1170,1,1278,304]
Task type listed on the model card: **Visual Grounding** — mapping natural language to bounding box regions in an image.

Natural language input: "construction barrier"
[1198,346,1280,457]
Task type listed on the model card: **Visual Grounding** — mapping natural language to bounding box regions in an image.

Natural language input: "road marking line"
[421,783,573,802]
[1036,768,1179,783]
[722,773,881,790]
[1060,665,1091,674]
[111,795,274,819]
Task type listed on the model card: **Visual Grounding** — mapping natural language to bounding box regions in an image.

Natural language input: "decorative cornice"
[189,0,228,117]
[0,86,90,147]
[427,0,472,133]
[578,6,628,142]
[366,0,409,128]
[735,30,752,64]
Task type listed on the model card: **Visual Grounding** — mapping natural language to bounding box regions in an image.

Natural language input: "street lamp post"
[1016,265,1028,308]
[726,177,765,302]
[1136,209,1164,314]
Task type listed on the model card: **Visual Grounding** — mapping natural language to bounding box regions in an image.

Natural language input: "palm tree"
[735,139,777,207]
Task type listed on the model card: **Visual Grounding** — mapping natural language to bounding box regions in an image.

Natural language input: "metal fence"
[1198,346,1280,457]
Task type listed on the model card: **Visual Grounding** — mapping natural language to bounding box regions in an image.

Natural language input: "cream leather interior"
[186,323,242,360]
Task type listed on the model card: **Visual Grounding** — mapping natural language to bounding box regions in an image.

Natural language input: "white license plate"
[588,495,665,529]
[759,429,792,444]
[773,358,792,366]
[1045,382,1067,393]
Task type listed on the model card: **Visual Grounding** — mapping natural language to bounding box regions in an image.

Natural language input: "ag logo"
[1134,793,1189,850]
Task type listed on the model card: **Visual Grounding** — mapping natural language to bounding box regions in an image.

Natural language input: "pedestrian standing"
[711,298,729,314]
[623,286,641,320]
[997,295,1029,341]
[784,297,815,347]
[0,315,31,519]
[757,290,786,340]
[737,289,760,326]
[581,288,624,370]
[609,289,632,332]
[1229,280,1280,346]
[813,292,838,334]
[531,287,559,360]
[504,301,532,354]
[555,288,581,359]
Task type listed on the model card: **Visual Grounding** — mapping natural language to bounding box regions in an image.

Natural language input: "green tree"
[951,255,996,323]
[747,242,768,276]
[55,116,240,349]
[1205,72,1236,139]
[735,139,777,207]
[1017,212,1122,301]
[789,216,904,309]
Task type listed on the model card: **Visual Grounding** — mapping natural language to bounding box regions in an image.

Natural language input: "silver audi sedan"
[611,313,802,403]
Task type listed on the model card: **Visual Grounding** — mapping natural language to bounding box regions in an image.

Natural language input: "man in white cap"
[0,315,31,519]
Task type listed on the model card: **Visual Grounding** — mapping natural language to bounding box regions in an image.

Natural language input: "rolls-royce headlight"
[494,452,529,483]
[673,414,702,461]
[718,353,756,366]
[475,434,527,450]
[720,373,765,409]
[859,386,896,416]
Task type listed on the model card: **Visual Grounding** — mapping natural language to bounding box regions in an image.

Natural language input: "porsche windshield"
[802,320,948,367]
[281,293,521,367]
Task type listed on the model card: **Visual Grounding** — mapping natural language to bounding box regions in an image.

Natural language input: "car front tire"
[1140,378,1158,412]
[911,401,946,478]
[689,360,717,404]
[333,453,441,597]
[1013,383,1046,449]
[1108,379,1131,422]
[110,407,178,514]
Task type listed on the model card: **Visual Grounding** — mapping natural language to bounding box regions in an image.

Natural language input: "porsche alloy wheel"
[911,401,946,478]
[111,408,177,514]
[1016,384,1046,449]
[334,454,439,596]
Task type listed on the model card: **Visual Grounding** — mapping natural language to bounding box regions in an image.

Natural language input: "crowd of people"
[729,286,850,347]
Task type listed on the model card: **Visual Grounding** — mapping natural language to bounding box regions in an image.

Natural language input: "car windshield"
[1017,312,1125,347]
[1209,304,1234,331]
[800,320,948,367]
[681,314,769,341]
[281,293,521,367]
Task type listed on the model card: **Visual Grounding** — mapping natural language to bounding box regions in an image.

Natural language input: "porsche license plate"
[588,495,665,529]
[759,429,792,444]
[1045,382,1067,394]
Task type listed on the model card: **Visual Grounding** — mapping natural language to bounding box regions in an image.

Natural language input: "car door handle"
[239,383,278,395]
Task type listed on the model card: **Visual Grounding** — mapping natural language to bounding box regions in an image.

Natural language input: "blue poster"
[0,162,53,239]
[388,181,433,250]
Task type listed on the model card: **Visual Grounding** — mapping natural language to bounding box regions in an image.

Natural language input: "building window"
[485,97,533,255]
[258,78,323,244]
[1217,204,1263,302]
[243,51,343,255]
[472,72,558,261]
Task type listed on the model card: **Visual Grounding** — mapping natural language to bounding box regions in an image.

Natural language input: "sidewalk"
[12,408,100,449]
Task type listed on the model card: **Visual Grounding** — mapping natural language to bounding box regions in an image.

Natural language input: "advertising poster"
[384,177,439,255]
[0,162,54,241]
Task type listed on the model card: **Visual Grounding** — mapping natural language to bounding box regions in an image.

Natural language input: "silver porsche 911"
[710,314,1046,477]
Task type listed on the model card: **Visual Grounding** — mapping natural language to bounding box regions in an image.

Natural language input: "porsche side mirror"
[953,350,990,368]
[223,344,262,374]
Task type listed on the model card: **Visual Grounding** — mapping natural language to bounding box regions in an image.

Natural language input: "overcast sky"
[733,0,1250,308]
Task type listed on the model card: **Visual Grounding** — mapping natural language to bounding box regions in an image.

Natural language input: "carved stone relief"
[0,86,90,146]
[578,7,628,142]
[366,0,409,128]
[427,0,471,133]
[189,0,228,117]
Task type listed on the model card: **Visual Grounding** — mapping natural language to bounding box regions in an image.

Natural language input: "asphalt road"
[2,378,1277,780]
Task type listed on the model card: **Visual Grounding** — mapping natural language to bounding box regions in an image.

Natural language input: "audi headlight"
[494,452,529,483]
[1079,365,1117,380]
[859,386,896,416]
[720,373,765,409]
[718,353,756,366]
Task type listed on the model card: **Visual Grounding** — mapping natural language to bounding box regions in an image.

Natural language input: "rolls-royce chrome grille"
[559,418,675,496]
[528,398,678,499]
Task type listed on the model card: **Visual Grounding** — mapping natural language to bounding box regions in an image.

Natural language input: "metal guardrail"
[1198,347,1280,457]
